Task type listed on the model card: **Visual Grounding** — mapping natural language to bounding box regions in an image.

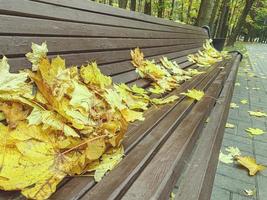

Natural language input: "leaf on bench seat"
[180,89,204,101]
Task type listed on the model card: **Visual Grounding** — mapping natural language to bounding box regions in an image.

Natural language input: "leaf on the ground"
[87,146,124,182]
[244,189,256,196]
[235,83,240,86]
[245,128,265,136]
[225,123,235,129]
[245,87,249,90]
[180,89,204,101]
[205,117,209,123]
[170,192,175,200]
[219,152,233,164]
[240,99,248,104]
[225,146,241,157]
[252,87,260,90]
[230,103,239,109]
[248,111,267,117]
[236,156,266,176]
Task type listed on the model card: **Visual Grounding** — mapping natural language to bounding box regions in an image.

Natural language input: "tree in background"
[130,0,137,10]
[91,0,267,44]
[227,0,255,45]
[118,0,128,8]
[196,0,214,26]
[144,0,152,15]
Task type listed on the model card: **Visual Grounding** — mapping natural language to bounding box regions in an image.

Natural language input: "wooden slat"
[175,54,241,200]
[30,0,204,32]
[100,47,201,76]
[119,60,233,200]
[74,62,226,199]
[6,43,203,73]
[0,15,208,39]
[0,0,205,34]
[0,36,204,56]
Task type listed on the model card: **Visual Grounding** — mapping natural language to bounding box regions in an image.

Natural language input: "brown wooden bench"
[0,0,242,199]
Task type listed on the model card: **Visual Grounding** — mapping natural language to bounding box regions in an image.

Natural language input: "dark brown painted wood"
[0,15,207,39]
[119,60,233,200]
[174,54,240,200]
[30,0,204,32]
[0,0,205,34]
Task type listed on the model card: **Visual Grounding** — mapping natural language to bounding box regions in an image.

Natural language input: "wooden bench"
[0,0,242,199]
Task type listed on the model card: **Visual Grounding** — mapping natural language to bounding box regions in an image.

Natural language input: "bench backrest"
[0,0,209,87]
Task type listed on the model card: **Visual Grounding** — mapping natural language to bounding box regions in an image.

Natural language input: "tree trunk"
[216,0,231,38]
[157,0,164,18]
[169,0,175,19]
[130,0,136,11]
[227,0,255,45]
[138,0,142,11]
[119,0,128,8]
[144,0,152,15]
[180,0,184,21]
[196,0,215,26]
[209,0,221,36]
[186,0,194,23]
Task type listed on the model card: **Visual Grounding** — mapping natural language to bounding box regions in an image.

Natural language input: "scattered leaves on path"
[225,123,235,128]
[248,111,267,117]
[240,99,248,104]
[236,156,266,176]
[230,103,239,109]
[245,128,265,136]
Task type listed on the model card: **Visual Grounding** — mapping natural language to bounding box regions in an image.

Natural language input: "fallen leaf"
[225,123,235,128]
[245,128,265,136]
[181,89,204,101]
[235,83,240,86]
[225,146,241,157]
[230,103,239,109]
[244,189,256,196]
[151,95,179,105]
[236,156,266,175]
[87,146,124,182]
[248,111,267,117]
[219,152,233,164]
[240,99,248,104]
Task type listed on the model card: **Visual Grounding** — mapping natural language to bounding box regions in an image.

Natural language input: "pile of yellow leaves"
[188,39,230,67]
[0,42,203,199]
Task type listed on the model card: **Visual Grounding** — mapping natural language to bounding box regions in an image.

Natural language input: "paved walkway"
[211,43,267,200]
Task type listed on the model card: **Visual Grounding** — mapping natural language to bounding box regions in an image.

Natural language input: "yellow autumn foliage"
[0,41,211,199]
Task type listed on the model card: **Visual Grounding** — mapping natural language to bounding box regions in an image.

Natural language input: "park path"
[211,43,267,200]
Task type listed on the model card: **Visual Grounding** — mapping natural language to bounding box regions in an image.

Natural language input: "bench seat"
[0,0,241,199]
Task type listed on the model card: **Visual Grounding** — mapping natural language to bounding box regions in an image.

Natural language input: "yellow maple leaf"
[0,123,80,199]
[225,123,235,129]
[219,152,233,164]
[121,108,144,122]
[225,146,241,157]
[80,62,112,89]
[230,103,239,109]
[0,102,30,129]
[245,128,265,136]
[240,99,248,104]
[26,42,48,71]
[236,156,266,175]
[149,84,165,94]
[87,146,124,182]
[181,89,204,101]
[151,95,179,105]
[248,111,267,117]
